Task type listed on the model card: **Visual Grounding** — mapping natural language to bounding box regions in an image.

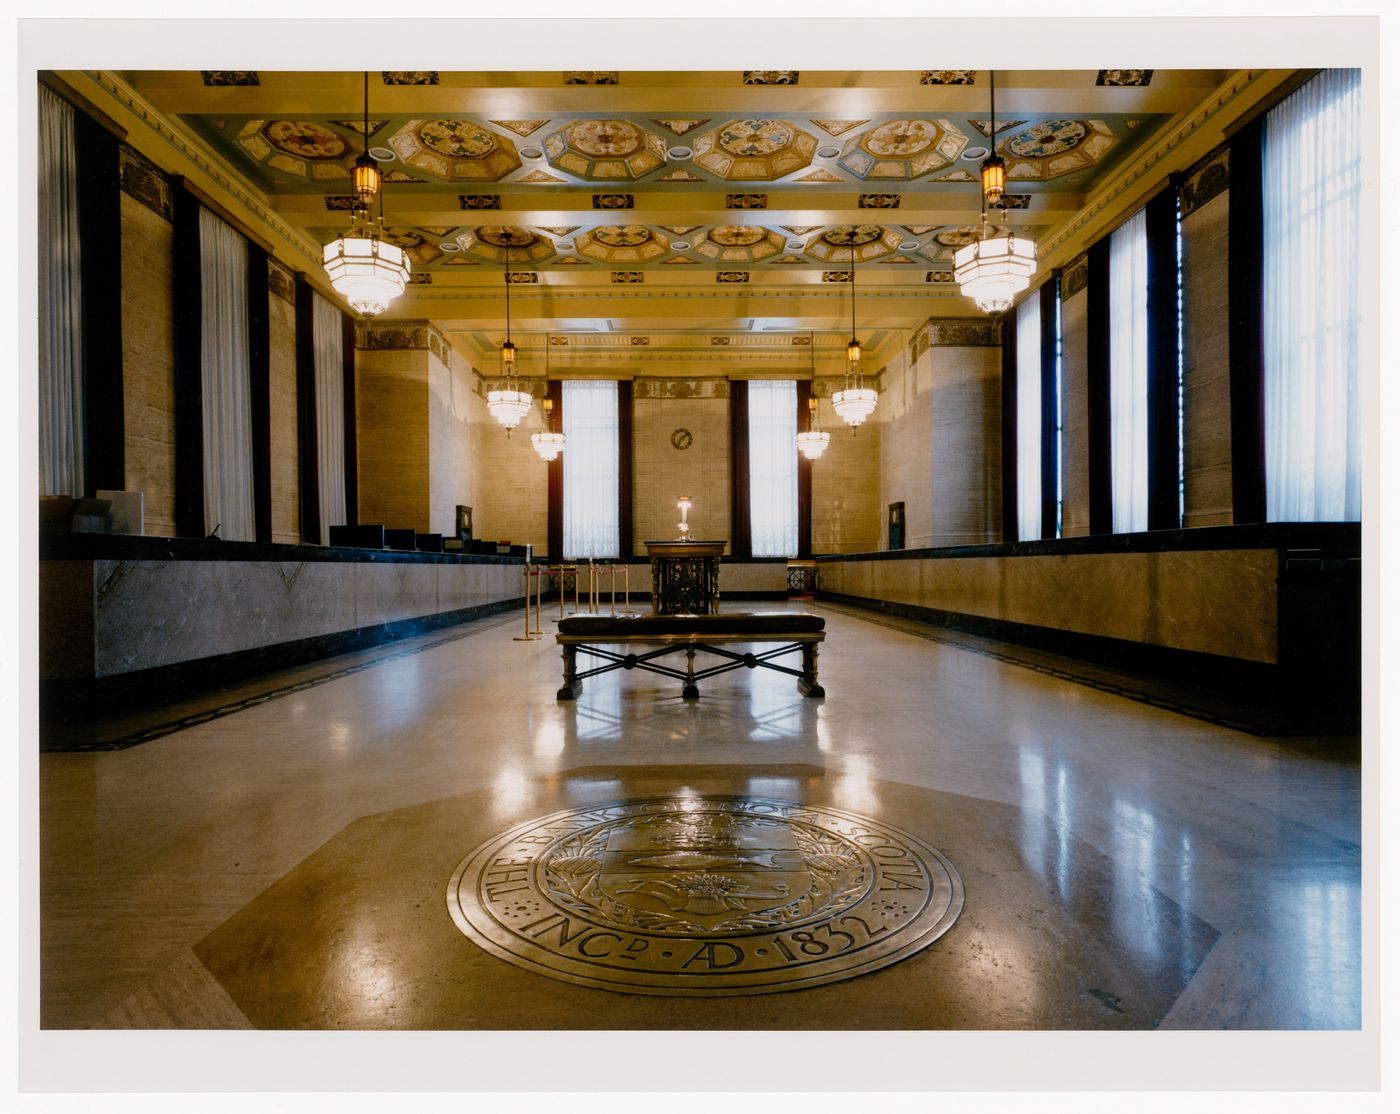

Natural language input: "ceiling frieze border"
[83,70,325,270]
[404,286,960,303]
[1040,68,1267,263]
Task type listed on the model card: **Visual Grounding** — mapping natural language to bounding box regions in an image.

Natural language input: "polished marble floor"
[35,602,1362,1040]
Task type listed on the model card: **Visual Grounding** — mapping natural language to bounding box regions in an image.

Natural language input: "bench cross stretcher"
[554,612,826,701]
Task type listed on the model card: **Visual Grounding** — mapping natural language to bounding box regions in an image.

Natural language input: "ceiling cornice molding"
[1036,68,1280,269]
[75,70,327,274]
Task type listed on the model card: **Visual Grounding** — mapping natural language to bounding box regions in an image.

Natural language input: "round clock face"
[670,428,693,450]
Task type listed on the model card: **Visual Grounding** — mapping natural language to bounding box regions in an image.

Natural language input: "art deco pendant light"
[830,241,878,429]
[322,73,410,317]
[954,70,1036,315]
[531,344,566,460]
[795,332,831,459]
[486,243,533,432]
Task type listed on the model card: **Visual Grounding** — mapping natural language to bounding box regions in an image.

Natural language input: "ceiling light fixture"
[351,73,382,203]
[795,332,831,460]
[531,398,565,461]
[978,72,1007,208]
[830,240,877,429]
[322,73,410,317]
[954,70,1036,315]
[487,242,533,432]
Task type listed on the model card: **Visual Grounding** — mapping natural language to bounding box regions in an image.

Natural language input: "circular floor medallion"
[446,795,964,996]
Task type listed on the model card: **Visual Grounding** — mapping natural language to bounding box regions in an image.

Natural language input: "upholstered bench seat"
[555,611,825,701]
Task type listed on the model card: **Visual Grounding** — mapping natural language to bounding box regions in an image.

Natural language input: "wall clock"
[670,427,693,450]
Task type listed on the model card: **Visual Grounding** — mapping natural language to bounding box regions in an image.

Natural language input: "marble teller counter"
[815,523,1361,724]
[40,535,531,696]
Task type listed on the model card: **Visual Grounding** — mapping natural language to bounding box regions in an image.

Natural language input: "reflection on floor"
[39,602,1361,1034]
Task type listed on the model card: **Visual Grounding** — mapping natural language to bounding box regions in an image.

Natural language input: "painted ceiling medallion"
[420,120,498,158]
[536,226,581,237]
[454,227,555,264]
[839,119,966,180]
[546,120,666,180]
[781,225,822,236]
[575,225,669,264]
[708,226,768,247]
[657,168,705,182]
[591,225,655,248]
[806,224,904,263]
[822,224,883,247]
[1007,120,1088,158]
[383,71,439,85]
[694,119,817,181]
[794,169,844,183]
[934,225,983,247]
[516,169,568,183]
[1000,120,1115,181]
[719,119,796,157]
[477,227,540,248]
[238,120,362,180]
[570,119,647,158]
[391,120,521,181]
[662,225,702,236]
[694,226,785,263]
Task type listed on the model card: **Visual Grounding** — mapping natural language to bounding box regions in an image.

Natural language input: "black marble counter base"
[40,533,531,565]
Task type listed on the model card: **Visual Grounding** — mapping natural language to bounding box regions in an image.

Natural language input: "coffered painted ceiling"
[111,67,1243,362]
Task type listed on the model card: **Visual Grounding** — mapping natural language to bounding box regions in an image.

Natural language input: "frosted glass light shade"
[530,431,565,460]
[487,388,533,429]
[953,232,1036,314]
[831,387,878,427]
[323,236,410,317]
[796,430,832,459]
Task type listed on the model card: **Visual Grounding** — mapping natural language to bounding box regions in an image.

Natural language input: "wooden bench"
[555,612,825,701]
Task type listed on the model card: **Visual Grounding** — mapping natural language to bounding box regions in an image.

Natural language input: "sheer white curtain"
[312,292,346,544]
[1015,295,1042,540]
[38,86,85,497]
[198,207,255,542]
[1109,207,1149,533]
[562,380,619,558]
[748,380,798,557]
[1264,68,1361,522]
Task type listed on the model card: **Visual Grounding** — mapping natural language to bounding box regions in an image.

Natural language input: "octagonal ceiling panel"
[692,119,818,180]
[804,224,904,263]
[544,120,667,180]
[453,226,556,264]
[838,118,968,180]
[692,226,786,263]
[999,119,1117,182]
[389,119,522,181]
[574,225,671,263]
[236,119,360,181]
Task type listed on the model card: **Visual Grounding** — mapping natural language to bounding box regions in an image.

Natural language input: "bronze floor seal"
[446,795,964,996]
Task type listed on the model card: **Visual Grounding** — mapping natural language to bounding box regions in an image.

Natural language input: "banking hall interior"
[18,14,1385,1098]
